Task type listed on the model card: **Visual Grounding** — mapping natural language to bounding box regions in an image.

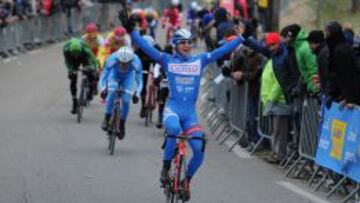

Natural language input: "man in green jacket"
[286,24,319,94]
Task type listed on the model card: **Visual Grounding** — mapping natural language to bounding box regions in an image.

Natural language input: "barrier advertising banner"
[315,102,360,183]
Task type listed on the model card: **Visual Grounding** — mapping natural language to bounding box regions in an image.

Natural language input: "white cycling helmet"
[191,1,198,9]
[171,0,179,6]
[117,47,134,63]
[143,35,155,46]
[172,28,192,45]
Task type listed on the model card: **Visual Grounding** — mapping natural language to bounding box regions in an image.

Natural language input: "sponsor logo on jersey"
[175,76,195,85]
[168,60,201,75]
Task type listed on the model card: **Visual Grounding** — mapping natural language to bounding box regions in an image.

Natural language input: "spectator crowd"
[193,0,360,165]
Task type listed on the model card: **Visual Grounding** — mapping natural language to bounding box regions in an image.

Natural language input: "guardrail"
[0,3,119,59]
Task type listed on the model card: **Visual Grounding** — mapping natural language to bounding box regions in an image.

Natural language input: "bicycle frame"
[173,139,187,193]
[163,126,206,201]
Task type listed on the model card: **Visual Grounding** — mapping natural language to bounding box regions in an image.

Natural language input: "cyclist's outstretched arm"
[130,31,163,62]
[133,55,143,97]
[201,36,244,66]
[243,36,271,58]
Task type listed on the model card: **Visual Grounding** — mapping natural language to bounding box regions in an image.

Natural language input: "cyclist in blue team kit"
[99,46,143,139]
[119,11,244,201]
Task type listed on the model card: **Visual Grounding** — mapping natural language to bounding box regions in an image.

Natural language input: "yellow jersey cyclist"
[98,26,132,69]
[82,23,105,65]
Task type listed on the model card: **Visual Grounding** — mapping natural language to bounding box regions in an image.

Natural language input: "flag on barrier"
[315,102,360,183]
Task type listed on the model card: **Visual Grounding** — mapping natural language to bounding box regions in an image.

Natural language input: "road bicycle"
[106,88,132,155]
[162,128,206,202]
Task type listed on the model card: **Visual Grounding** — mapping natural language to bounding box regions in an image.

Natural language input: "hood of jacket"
[294,29,309,49]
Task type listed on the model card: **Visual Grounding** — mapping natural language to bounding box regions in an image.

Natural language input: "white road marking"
[29,49,43,55]
[277,181,332,203]
[3,57,18,63]
[225,141,252,159]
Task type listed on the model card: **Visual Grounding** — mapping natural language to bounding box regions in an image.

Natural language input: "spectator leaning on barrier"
[307,30,327,93]
[324,21,360,106]
[230,46,264,151]
[278,25,302,152]
[286,24,319,95]
[244,32,296,164]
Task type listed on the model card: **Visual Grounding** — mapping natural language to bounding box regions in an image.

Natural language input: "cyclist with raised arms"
[120,11,244,201]
[99,46,143,139]
[63,38,99,114]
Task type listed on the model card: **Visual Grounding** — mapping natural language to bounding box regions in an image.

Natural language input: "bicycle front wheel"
[108,107,120,155]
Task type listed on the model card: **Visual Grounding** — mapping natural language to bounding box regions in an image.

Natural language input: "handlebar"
[166,134,207,141]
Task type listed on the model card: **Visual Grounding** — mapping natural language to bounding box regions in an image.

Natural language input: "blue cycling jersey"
[99,51,143,96]
[99,51,143,121]
[131,31,244,106]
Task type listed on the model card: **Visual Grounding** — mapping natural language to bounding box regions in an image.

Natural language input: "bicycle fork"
[174,141,187,193]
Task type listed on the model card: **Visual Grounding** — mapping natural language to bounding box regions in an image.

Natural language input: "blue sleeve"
[244,37,271,57]
[131,31,163,62]
[133,55,143,96]
[99,60,112,90]
[201,36,244,66]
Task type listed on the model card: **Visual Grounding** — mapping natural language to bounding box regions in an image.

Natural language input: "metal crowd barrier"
[199,61,250,153]
[218,82,249,152]
[283,97,320,177]
[200,62,360,202]
[249,100,272,155]
[0,3,119,58]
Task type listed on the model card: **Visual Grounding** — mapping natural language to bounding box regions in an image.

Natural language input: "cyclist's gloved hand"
[132,93,139,104]
[118,10,136,33]
[100,89,108,100]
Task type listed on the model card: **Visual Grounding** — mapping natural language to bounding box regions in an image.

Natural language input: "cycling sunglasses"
[178,39,193,45]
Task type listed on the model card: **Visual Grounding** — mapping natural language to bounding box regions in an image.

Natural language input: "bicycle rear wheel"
[145,105,151,127]
[77,79,86,123]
